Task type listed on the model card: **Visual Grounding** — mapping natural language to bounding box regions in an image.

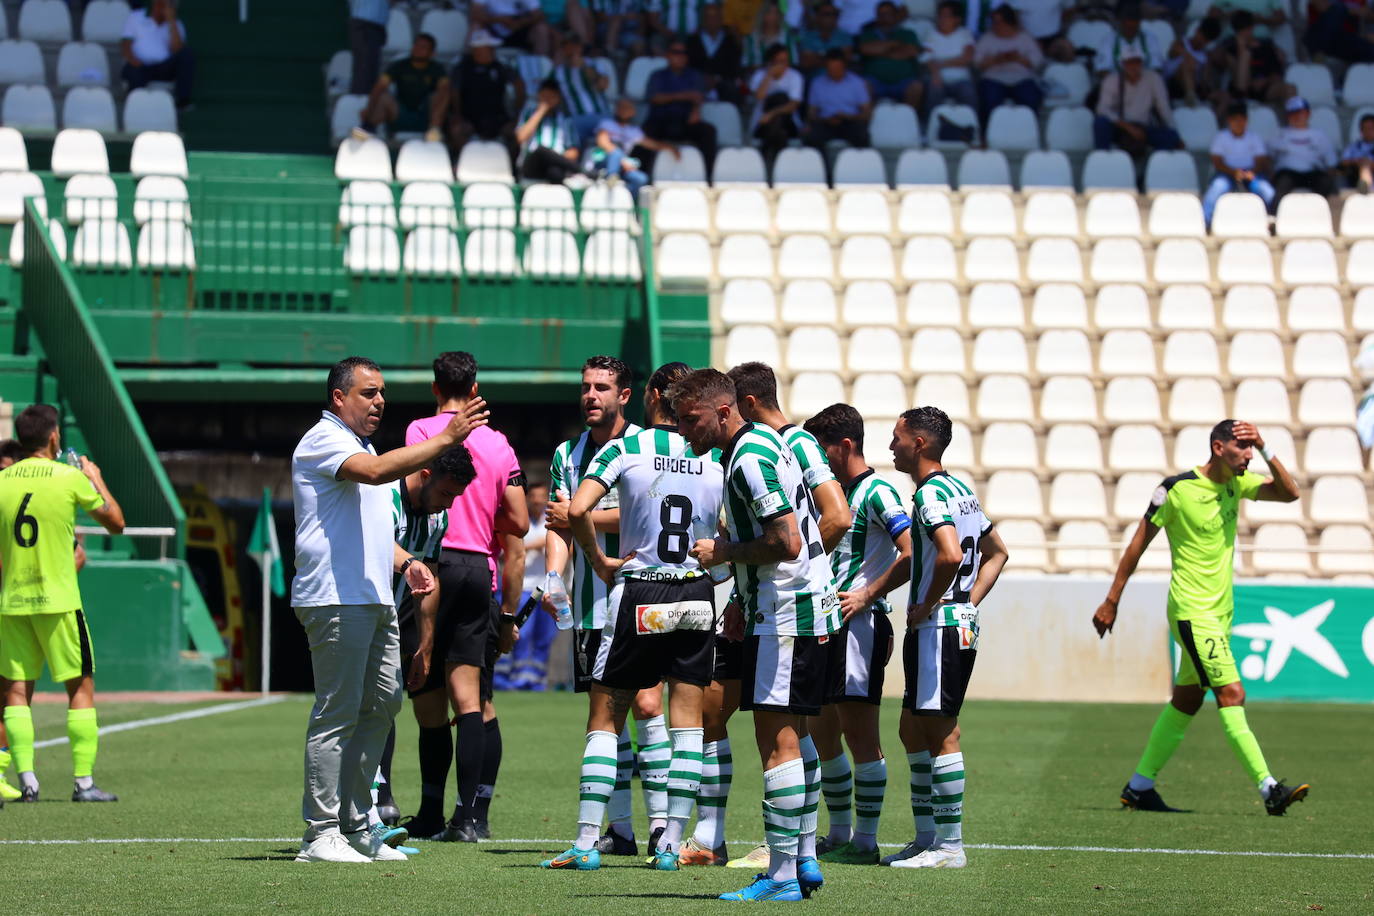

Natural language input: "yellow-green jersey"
[0,458,104,615]
[1145,468,1265,620]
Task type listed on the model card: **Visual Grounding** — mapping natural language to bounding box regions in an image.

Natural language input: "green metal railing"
[21,199,186,558]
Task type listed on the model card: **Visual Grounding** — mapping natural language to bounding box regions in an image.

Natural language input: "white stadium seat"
[720,279,775,325]
[1210,192,1268,237]
[0,171,46,223]
[382,7,413,56]
[1246,104,1281,143]
[780,279,837,326]
[894,149,950,188]
[965,237,1020,283]
[1153,238,1211,285]
[981,422,1039,470]
[968,282,1024,329]
[906,281,961,327]
[1157,284,1215,329]
[718,233,773,280]
[1281,239,1339,285]
[972,328,1029,375]
[871,102,921,148]
[772,147,826,186]
[656,232,711,285]
[1162,330,1220,378]
[847,327,905,373]
[81,1,131,43]
[852,372,908,418]
[1026,237,1083,284]
[911,327,967,373]
[836,190,892,235]
[584,230,641,280]
[898,190,954,235]
[461,183,517,228]
[723,325,781,367]
[913,373,969,420]
[122,87,176,132]
[1169,377,1226,424]
[1039,375,1097,422]
[57,42,110,88]
[985,105,1040,151]
[1084,192,1141,238]
[1356,288,1374,331]
[961,190,1017,237]
[778,234,834,280]
[998,519,1049,571]
[1276,193,1333,238]
[1144,150,1198,192]
[901,237,959,282]
[1350,239,1374,285]
[927,103,980,150]
[787,326,844,372]
[71,218,132,268]
[985,470,1044,519]
[1036,329,1093,375]
[624,57,667,99]
[1043,62,1091,107]
[1309,477,1370,524]
[1044,106,1094,151]
[580,183,636,232]
[788,371,846,418]
[1148,193,1206,237]
[335,136,393,182]
[1019,150,1073,189]
[0,39,44,85]
[2,85,55,130]
[1222,285,1281,330]
[652,145,707,183]
[976,375,1035,421]
[129,131,188,178]
[50,128,108,177]
[1031,283,1088,329]
[1292,331,1350,379]
[1317,526,1374,577]
[775,188,831,234]
[832,148,887,186]
[419,9,468,59]
[1099,329,1158,377]
[523,228,580,278]
[956,150,1010,188]
[1339,194,1374,237]
[1304,426,1364,475]
[18,1,71,42]
[713,147,767,185]
[838,236,895,281]
[653,187,710,233]
[8,215,66,266]
[1298,379,1355,425]
[1287,285,1345,332]
[1081,150,1134,190]
[1108,425,1168,472]
[63,172,117,224]
[136,218,195,270]
[338,181,396,228]
[396,140,453,184]
[1055,520,1114,572]
[1285,63,1336,107]
[133,175,190,225]
[1022,192,1079,237]
[1044,423,1101,470]
[1227,331,1286,379]
[1048,472,1108,521]
[1113,472,1159,523]
[456,141,514,184]
[1252,524,1312,576]
[1343,63,1374,107]
[330,94,368,144]
[1174,106,1218,152]
[398,182,457,229]
[701,101,742,147]
[0,127,27,172]
[1217,239,1274,286]
[1094,283,1151,328]
[519,184,578,231]
[463,228,517,276]
[1090,238,1147,284]
[714,187,770,233]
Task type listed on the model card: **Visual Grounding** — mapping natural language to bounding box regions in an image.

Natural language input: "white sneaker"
[890,846,967,869]
[295,832,372,863]
[347,826,409,861]
[881,839,928,866]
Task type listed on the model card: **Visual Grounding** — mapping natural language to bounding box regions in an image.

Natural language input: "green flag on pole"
[248,486,285,597]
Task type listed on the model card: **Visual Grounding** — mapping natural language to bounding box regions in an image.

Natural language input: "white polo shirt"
[1210,128,1268,169]
[291,411,394,608]
[122,10,187,66]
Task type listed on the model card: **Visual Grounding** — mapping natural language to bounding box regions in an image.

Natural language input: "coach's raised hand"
[443,396,490,442]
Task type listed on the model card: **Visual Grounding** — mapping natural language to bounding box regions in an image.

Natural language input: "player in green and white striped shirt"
[648,0,705,39]
[544,356,667,857]
[887,407,1008,871]
[672,369,838,902]
[741,4,801,69]
[514,79,583,183]
[377,445,476,835]
[553,35,613,144]
[803,404,913,866]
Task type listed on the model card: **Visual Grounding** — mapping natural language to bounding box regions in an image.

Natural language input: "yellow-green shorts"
[1170,612,1238,688]
[0,610,95,683]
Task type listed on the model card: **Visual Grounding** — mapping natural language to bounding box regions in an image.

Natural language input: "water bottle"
[61,448,82,469]
[545,571,575,631]
[692,514,732,584]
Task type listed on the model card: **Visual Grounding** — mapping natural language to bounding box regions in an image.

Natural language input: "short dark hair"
[936,0,962,17]
[825,47,847,62]
[667,368,735,411]
[416,32,437,48]
[726,362,780,411]
[766,42,789,63]
[1225,101,1248,120]
[583,355,633,392]
[1361,113,1374,129]
[647,361,694,422]
[430,443,477,488]
[1230,9,1254,31]
[992,3,1019,27]
[1209,419,1237,444]
[1198,16,1222,40]
[803,403,864,451]
[1119,1,1142,21]
[433,351,478,401]
[0,438,27,464]
[900,406,953,457]
[326,356,381,404]
[539,77,562,94]
[876,0,899,11]
[15,404,59,452]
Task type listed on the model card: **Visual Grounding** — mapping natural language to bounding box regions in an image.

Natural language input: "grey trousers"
[295,602,402,842]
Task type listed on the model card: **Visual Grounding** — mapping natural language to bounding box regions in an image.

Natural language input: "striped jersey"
[779,424,836,549]
[722,422,840,637]
[830,469,912,609]
[550,423,642,629]
[587,0,641,13]
[909,471,992,629]
[389,476,448,608]
[552,64,610,118]
[742,28,801,68]
[585,424,724,581]
[517,101,575,156]
[646,0,704,35]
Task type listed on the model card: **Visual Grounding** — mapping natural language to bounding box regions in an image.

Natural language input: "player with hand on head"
[887,407,1008,870]
[542,362,724,872]
[673,369,841,902]
[803,404,913,865]
[704,362,849,876]
[545,356,670,856]
[0,406,126,805]
[1094,419,1308,816]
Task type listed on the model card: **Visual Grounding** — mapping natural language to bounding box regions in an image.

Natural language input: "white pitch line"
[0,835,1369,860]
[32,695,288,749]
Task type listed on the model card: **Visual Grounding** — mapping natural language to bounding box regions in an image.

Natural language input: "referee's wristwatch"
[399,556,418,576]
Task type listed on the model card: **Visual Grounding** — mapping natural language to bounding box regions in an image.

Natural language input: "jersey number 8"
[658,494,693,563]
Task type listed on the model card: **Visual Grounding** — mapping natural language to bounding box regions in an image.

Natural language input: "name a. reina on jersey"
[654,455,704,475]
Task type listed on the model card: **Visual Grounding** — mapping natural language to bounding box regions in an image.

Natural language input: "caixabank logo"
[1227,585,1374,701]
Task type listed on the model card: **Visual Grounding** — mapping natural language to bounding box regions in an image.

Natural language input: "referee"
[0,404,125,804]
[291,357,487,864]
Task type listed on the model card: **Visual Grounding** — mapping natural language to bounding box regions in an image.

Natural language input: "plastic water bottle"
[545,571,575,631]
[693,515,732,584]
[61,448,82,469]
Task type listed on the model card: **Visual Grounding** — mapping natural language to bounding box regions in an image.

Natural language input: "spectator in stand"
[1208,0,1287,40]
[1093,46,1181,153]
[540,0,594,45]
[1093,2,1165,74]
[1164,16,1223,106]
[588,0,646,55]
[1341,113,1374,192]
[648,0,706,41]
[923,1,977,111]
[514,79,583,183]
[806,48,873,148]
[449,30,525,151]
[1271,96,1339,200]
[1203,102,1275,223]
[749,44,805,162]
[1222,10,1288,106]
[858,1,924,110]
[975,4,1044,121]
[799,3,855,76]
[592,97,680,197]
[837,0,883,36]
[121,0,195,111]
[355,33,449,142]
[348,0,390,96]
[686,3,743,104]
[742,3,799,71]
[551,36,613,147]
[1305,0,1374,63]
[472,0,555,57]
[1010,0,1076,62]
[643,40,718,166]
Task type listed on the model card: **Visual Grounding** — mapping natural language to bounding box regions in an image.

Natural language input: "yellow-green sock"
[1133,703,1194,781]
[1218,705,1271,786]
[67,708,99,779]
[3,706,35,773]
[0,747,10,773]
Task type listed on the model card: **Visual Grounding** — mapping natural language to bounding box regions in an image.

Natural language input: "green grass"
[1,693,1369,914]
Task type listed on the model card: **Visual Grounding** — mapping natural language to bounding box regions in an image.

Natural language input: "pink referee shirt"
[405,416,521,585]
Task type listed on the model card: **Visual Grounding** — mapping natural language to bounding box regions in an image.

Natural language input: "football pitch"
[1,692,1369,914]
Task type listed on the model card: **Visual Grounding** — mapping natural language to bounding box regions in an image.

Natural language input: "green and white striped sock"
[692,738,732,848]
[762,757,805,881]
[576,730,619,848]
[852,757,887,850]
[661,727,704,852]
[798,734,821,859]
[608,721,634,835]
[932,752,965,849]
[907,750,935,847]
[637,714,671,827]
[820,754,853,844]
